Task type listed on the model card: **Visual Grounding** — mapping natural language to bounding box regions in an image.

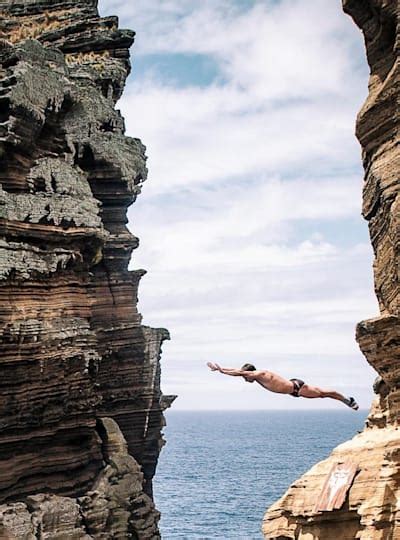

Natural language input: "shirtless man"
[207,362,359,410]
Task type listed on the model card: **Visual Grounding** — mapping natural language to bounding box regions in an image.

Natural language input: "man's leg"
[299,384,358,409]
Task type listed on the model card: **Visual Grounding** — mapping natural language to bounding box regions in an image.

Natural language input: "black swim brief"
[290,378,305,397]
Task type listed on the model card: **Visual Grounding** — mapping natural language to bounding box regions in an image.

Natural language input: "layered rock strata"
[262,1,399,538]
[0,0,174,537]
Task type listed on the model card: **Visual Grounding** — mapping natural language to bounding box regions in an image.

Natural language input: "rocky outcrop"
[262,1,399,539]
[0,419,161,540]
[0,0,174,537]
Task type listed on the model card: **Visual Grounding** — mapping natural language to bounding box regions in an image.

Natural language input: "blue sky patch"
[288,217,369,248]
[132,53,223,88]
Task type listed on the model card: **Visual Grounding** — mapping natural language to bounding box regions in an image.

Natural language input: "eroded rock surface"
[262,1,399,539]
[0,1,174,537]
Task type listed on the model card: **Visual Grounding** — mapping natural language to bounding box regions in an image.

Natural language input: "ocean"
[154,410,367,539]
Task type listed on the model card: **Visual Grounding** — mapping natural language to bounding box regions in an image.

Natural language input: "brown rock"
[0,0,174,537]
[263,1,400,538]
[0,419,160,539]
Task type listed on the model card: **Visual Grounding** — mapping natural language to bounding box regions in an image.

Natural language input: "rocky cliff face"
[0,1,174,537]
[262,1,399,539]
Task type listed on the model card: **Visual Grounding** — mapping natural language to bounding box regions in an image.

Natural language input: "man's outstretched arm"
[207,362,258,379]
[207,362,243,375]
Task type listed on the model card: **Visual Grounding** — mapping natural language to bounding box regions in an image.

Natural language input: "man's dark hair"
[241,363,256,371]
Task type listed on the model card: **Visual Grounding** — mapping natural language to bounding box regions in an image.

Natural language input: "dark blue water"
[154,410,367,539]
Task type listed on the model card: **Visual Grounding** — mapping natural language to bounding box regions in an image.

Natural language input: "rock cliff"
[262,1,399,539]
[0,1,174,538]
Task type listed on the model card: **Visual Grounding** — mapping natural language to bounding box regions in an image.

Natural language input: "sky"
[98,0,379,410]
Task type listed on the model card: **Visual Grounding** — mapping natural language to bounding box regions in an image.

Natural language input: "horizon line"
[164,408,370,413]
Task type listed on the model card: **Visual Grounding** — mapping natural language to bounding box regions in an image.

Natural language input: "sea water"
[154,410,367,540]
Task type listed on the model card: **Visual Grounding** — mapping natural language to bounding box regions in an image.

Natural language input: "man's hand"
[207,363,247,377]
[207,362,222,372]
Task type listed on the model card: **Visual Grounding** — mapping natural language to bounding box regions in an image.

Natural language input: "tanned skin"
[206,362,358,409]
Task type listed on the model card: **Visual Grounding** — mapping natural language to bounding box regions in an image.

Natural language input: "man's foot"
[344,397,359,410]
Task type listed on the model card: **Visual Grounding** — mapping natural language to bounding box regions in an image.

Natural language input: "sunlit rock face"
[0,0,174,537]
[262,1,400,539]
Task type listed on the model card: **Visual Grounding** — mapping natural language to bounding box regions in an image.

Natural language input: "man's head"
[241,363,256,382]
[241,363,256,372]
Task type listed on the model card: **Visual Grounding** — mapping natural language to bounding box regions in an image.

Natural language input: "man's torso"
[256,370,294,394]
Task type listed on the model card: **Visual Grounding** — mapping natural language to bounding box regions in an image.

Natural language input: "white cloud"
[121,82,363,194]
[100,0,365,100]
[97,0,377,409]
[129,175,364,276]
[126,0,360,99]
[101,0,368,196]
